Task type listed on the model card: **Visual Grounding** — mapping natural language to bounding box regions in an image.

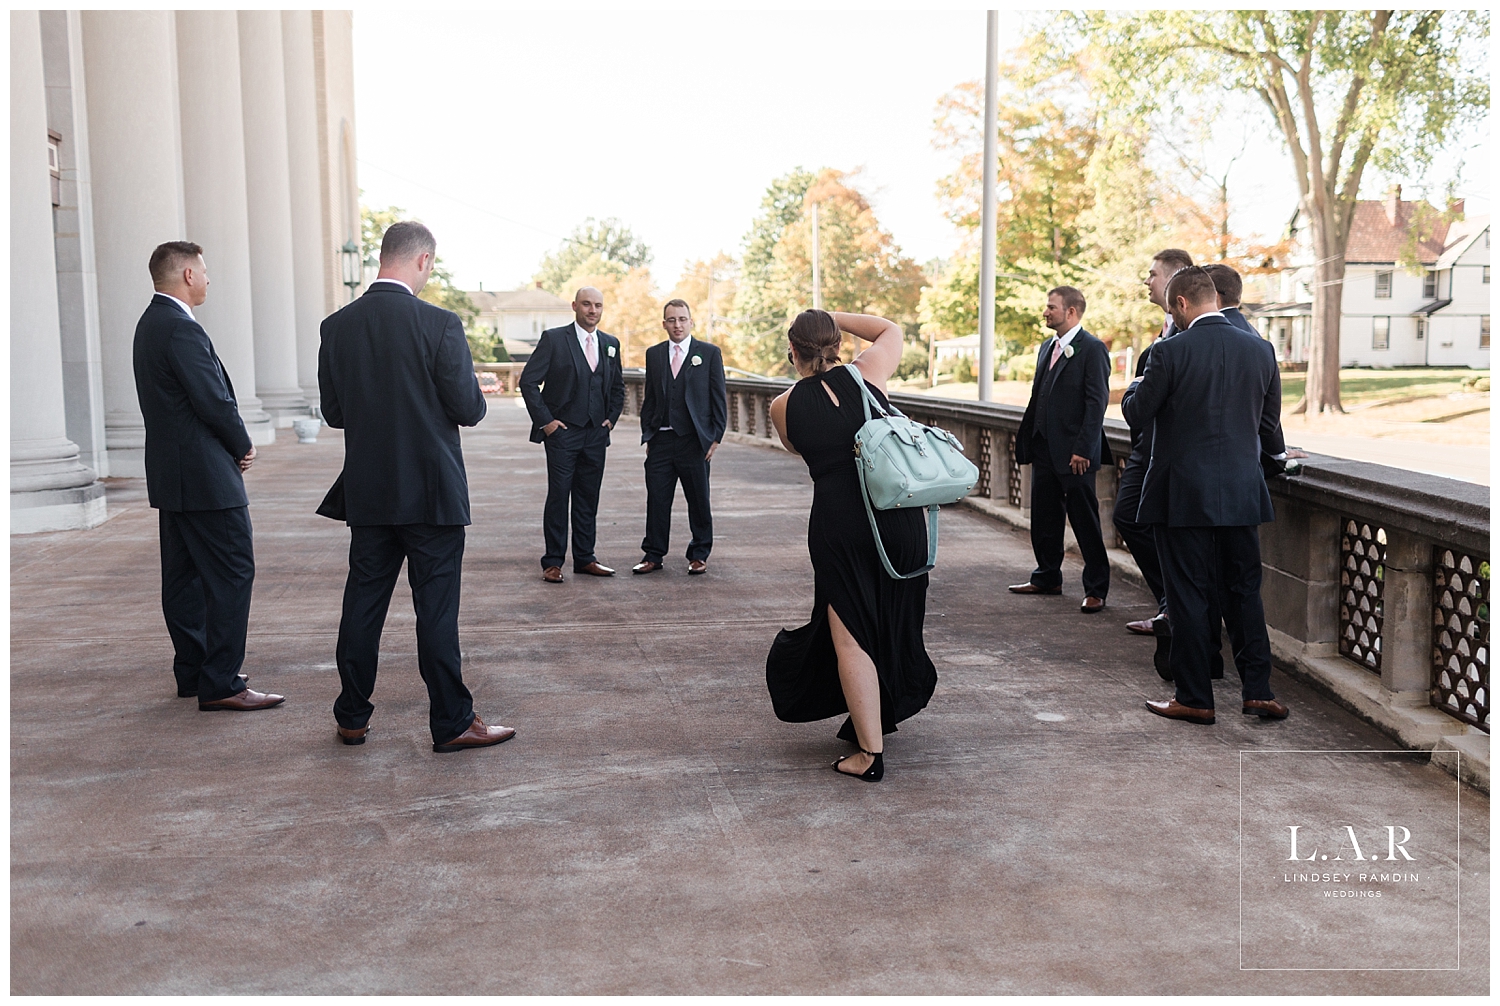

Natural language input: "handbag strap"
[844,361,906,421]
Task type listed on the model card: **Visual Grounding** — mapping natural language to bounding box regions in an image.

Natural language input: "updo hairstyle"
[787,309,842,375]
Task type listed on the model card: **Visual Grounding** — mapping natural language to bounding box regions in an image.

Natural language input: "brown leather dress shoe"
[632,559,661,574]
[1145,698,1215,725]
[688,559,707,575]
[199,687,285,712]
[337,724,369,745]
[1126,614,1166,636]
[542,566,564,583]
[432,714,516,753]
[576,561,615,576]
[1080,596,1105,613]
[1008,582,1062,595]
[1243,698,1290,719]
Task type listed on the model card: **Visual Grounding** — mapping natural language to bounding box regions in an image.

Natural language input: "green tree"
[361,204,480,351]
[1080,9,1490,413]
[534,218,652,298]
[731,169,816,373]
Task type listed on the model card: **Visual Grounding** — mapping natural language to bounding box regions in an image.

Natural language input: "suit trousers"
[159,506,254,701]
[541,424,609,570]
[641,431,713,563]
[334,523,475,744]
[1155,524,1275,710]
[1027,452,1110,598]
[1111,459,1167,613]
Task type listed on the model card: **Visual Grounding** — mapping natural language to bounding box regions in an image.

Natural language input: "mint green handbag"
[846,364,978,579]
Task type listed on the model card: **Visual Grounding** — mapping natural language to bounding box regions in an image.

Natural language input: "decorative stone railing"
[475,362,525,395]
[622,369,1490,788]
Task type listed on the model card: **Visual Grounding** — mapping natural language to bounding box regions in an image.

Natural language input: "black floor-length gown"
[765,364,937,741]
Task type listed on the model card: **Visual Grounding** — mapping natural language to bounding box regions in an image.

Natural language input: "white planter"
[292,417,321,443]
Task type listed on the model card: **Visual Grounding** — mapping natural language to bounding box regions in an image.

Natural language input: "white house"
[1252,188,1490,369]
[466,286,575,360]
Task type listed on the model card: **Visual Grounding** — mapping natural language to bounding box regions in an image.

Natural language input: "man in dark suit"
[1009,286,1113,612]
[632,299,728,576]
[1122,266,1290,725]
[520,286,626,583]
[1116,248,1194,640]
[133,241,283,711]
[318,221,513,753]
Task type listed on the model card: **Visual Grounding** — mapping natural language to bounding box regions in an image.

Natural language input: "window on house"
[1423,271,1437,298]
[1372,316,1390,350]
[1374,271,1393,298]
[1416,318,1427,341]
[1482,316,1491,349]
[1484,266,1491,285]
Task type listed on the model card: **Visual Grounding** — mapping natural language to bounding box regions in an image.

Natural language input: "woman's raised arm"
[837,312,904,392]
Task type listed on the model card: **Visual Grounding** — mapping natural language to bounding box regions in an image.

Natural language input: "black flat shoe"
[833,748,884,782]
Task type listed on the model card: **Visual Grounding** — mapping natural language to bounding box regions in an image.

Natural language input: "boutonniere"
[607,345,616,358]
[691,354,703,366]
[1062,344,1075,359]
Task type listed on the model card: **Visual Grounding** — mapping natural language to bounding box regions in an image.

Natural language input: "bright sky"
[352,9,1490,294]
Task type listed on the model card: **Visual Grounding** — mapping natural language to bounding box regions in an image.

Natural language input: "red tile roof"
[1344,200,1450,265]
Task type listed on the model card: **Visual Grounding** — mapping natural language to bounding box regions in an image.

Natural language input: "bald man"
[520,287,626,582]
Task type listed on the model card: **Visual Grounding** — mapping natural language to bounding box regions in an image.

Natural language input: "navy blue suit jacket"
[1121,314,1284,527]
[132,294,253,512]
[318,283,486,526]
[1015,328,1113,474]
[519,324,625,444]
[638,337,728,455]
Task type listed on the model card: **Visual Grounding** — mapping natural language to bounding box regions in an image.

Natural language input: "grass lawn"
[1280,368,1488,407]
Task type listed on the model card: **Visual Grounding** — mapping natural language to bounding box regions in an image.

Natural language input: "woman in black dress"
[766,310,937,782]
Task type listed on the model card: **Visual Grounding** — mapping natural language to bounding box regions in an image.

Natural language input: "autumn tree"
[670,254,739,355]
[534,217,653,298]
[1081,9,1490,412]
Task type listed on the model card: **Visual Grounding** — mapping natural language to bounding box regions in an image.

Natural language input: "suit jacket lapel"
[1042,335,1073,390]
[567,325,591,382]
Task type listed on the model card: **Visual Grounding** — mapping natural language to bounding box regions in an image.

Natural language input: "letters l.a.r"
[1285,825,1415,861]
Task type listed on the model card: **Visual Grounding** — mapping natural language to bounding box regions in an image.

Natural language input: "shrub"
[954,355,975,383]
[896,343,929,381]
[1007,352,1036,384]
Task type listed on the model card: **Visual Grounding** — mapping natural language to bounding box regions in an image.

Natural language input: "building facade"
[1254,189,1491,370]
[11,10,360,533]
[466,287,575,361]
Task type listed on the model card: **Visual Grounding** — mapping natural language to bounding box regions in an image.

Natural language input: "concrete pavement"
[9,402,1488,993]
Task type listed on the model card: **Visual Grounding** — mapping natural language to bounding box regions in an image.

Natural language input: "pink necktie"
[1049,339,1064,369]
[584,333,597,370]
[671,343,684,377]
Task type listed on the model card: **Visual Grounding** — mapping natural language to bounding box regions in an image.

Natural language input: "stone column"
[1379,531,1434,697]
[11,10,105,533]
[174,11,273,446]
[40,11,108,477]
[282,10,327,409]
[79,11,185,477]
[237,11,308,425]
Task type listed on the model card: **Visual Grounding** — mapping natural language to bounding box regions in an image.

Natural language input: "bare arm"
[838,312,904,392]
[769,389,798,454]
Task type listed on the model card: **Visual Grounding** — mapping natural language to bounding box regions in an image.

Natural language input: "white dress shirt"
[368,277,413,295]
[1054,322,1082,349]
[575,321,602,365]
[1186,310,1225,329]
[157,292,196,320]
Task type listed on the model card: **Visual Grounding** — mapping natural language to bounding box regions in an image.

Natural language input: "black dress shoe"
[833,749,884,782]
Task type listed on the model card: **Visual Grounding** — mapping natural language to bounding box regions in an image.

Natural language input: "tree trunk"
[1301,208,1346,414]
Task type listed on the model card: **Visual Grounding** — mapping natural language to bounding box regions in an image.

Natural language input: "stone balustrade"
[474,361,526,395]
[622,368,1491,789]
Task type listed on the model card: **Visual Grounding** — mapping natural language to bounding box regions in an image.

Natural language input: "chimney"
[1385,184,1401,225]
[478,280,484,292]
[1448,198,1465,217]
